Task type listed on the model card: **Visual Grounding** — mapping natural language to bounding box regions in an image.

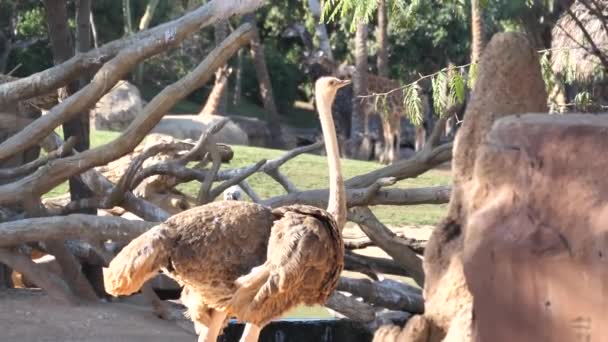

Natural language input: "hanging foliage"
[403,82,423,126]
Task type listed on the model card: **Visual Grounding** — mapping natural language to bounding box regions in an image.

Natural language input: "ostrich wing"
[229,205,344,325]
[266,205,344,304]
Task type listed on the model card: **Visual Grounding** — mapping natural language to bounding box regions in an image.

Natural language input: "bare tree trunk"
[377,0,389,77]
[89,11,99,48]
[44,0,99,300]
[233,48,243,106]
[0,31,10,74]
[211,20,230,114]
[351,22,370,159]
[470,0,486,63]
[307,0,334,61]
[123,0,133,36]
[244,13,285,149]
[135,0,160,85]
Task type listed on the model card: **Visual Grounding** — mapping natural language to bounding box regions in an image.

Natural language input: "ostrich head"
[315,76,351,104]
[223,185,243,201]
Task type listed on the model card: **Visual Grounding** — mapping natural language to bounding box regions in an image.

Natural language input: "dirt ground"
[0,225,432,341]
[0,289,197,342]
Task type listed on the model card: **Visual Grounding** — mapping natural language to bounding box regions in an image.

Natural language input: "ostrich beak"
[337,79,351,88]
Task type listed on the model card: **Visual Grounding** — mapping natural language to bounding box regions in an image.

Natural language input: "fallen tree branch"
[260,141,324,193]
[44,240,99,302]
[0,136,76,179]
[345,251,412,278]
[345,142,453,189]
[337,277,424,314]
[178,117,229,164]
[0,0,265,107]
[0,215,156,247]
[116,143,192,197]
[263,184,450,208]
[326,291,376,323]
[238,181,261,203]
[349,207,425,287]
[0,24,255,205]
[42,132,170,221]
[208,159,266,200]
[344,253,380,281]
[198,139,222,204]
[0,247,78,305]
[345,235,426,255]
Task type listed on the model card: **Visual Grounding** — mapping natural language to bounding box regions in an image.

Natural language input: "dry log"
[0,215,156,247]
[42,132,170,221]
[346,119,452,189]
[238,181,262,203]
[349,207,424,287]
[0,24,255,206]
[197,138,221,204]
[326,291,376,322]
[0,247,77,304]
[261,141,324,193]
[0,136,76,179]
[44,240,99,302]
[0,0,265,107]
[345,235,426,255]
[337,277,424,314]
[345,251,412,278]
[263,182,450,208]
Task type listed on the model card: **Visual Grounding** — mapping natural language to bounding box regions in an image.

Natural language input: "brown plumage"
[104,77,350,342]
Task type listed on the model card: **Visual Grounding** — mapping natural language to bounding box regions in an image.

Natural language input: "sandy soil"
[0,289,196,342]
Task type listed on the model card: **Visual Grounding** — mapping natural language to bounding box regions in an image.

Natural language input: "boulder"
[229,115,270,147]
[464,114,608,342]
[151,114,249,146]
[378,32,548,342]
[91,80,143,131]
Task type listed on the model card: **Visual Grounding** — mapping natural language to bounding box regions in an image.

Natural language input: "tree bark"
[233,48,244,105]
[307,0,334,61]
[0,24,255,206]
[212,20,230,114]
[351,22,370,158]
[377,0,389,77]
[470,0,486,63]
[0,0,266,108]
[45,0,95,213]
[0,1,264,163]
[89,11,99,48]
[135,0,161,85]
[244,13,285,149]
[123,0,133,35]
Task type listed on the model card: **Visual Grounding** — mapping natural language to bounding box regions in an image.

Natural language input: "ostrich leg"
[199,310,227,342]
[240,323,263,342]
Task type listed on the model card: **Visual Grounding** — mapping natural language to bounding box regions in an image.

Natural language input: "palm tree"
[377,0,389,77]
[244,13,285,149]
[351,22,370,158]
[471,0,487,63]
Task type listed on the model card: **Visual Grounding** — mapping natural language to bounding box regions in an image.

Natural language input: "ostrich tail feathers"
[104,224,171,296]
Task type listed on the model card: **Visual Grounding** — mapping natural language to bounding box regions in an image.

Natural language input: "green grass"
[48,130,450,226]
[48,129,450,318]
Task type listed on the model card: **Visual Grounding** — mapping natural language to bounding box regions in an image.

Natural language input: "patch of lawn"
[48,130,450,226]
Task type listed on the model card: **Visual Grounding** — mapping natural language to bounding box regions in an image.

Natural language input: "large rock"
[379,32,549,342]
[464,114,608,342]
[151,114,249,146]
[91,80,143,131]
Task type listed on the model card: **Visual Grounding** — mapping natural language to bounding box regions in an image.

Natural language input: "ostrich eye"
[329,80,335,86]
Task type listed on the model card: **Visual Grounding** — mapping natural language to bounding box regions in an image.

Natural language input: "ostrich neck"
[316,94,346,230]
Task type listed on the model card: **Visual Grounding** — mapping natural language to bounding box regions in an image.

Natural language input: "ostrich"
[104,77,350,342]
